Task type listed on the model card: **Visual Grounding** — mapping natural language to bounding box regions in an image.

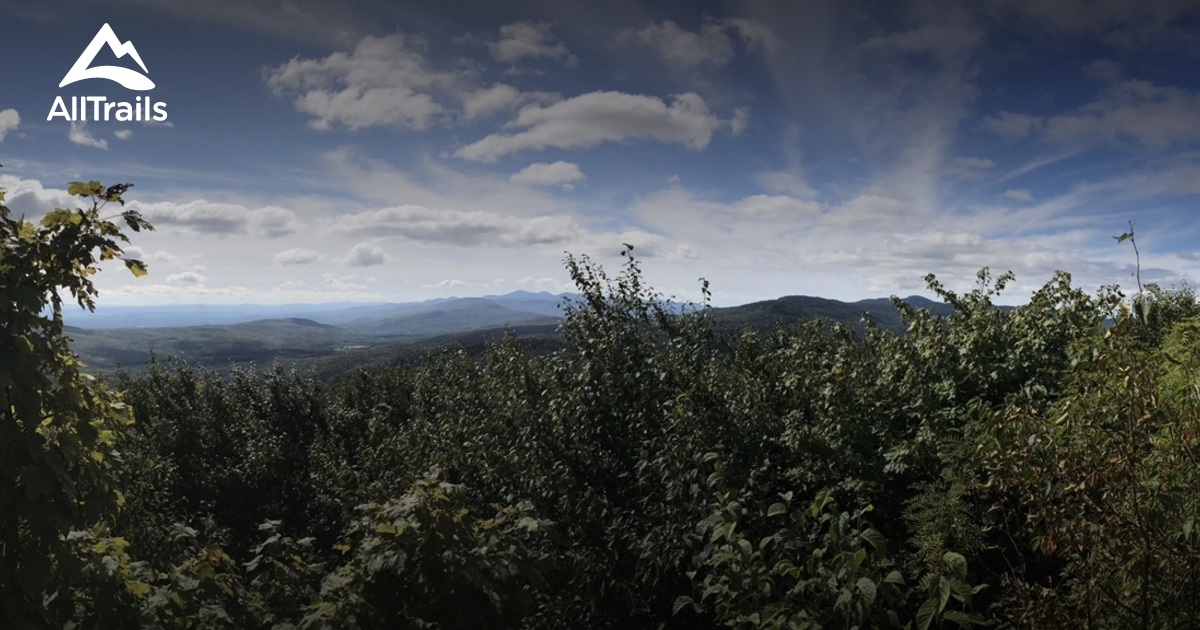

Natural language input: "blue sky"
[2,0,1199,306]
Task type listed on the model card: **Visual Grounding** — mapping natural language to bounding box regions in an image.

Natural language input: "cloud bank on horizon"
[1,0,1199,306]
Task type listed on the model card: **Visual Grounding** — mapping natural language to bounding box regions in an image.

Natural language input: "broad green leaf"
[915,597,937,630]
[672,595,694,615]
[857,576,877,606]
[943,552,968,580]
[861,528,886,552]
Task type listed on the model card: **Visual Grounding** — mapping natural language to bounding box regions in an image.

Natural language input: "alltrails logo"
[47,23,168,122]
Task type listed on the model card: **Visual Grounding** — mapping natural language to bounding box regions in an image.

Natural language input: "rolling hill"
[66,290,965,377]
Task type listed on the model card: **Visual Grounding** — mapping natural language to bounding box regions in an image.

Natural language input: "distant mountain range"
[63,290,957,377]
[63,290,570,330]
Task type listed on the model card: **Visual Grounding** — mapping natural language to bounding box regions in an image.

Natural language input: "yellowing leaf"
[124,259,148,278]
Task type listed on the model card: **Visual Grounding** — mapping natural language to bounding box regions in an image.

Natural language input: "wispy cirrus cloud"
[68,122,107,149]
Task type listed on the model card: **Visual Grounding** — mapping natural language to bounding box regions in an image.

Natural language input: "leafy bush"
[9,178,1200,628]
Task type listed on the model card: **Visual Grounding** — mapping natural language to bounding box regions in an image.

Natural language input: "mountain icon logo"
[59,23,155,91]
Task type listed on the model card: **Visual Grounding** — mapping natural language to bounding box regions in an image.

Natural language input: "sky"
[2,0,1200,307]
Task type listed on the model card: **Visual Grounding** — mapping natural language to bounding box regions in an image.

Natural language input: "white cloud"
[461,83,558,121]
[114,129,133,140]
[987,80,1200,149]
[436,278,466,288]
[344,242,387,266]
[166,271,206,284]
[322,272,367,292]
[337,205,580,247]
[128,200,299,237]
[1043,80,1200,148]
[274,248,323,265]
[509,161,586,188]
[455,91,723,161]
[618,18,777,69]
[728,107,750,136]
[618,20,734,69]
[0,175,82,217]
[952,156,995,170]
[265,33,467,130]
[982,111,1042,138]
[820,192,921,228]
[68,122,107,149]
[461,84,520,120]
[733,194,822,218]
[146,250,180,263]
[489,22,575,65]
[755,170,816,198]
[1004,188,1034,202]
[0,109,19,141]
[517,276,557,287]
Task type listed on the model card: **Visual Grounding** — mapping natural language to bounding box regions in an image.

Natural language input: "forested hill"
[710,294,958,334]
[67,292,966,375]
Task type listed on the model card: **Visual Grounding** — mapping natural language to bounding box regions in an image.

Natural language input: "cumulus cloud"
[274,248,323,265]
[0,109,19,141]
[128,200,299,237]
[489,22,575,65]
[619,20,735,68]
[114,129,133,140]
[436,278,466,288]
[461,84,518,120]
[344,242,387,266]
[166,271,206,284]
[455,91,723,161]
[337,204,580,247]
[517,276,557,287]
[461,83,559,121]
[265,33,467,130]
[509,161,585,188]
[68,122,107,149]
[0,175,75,216]
[617,18,777,69]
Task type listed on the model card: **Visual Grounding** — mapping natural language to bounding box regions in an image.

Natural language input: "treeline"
[6,183,1200,628]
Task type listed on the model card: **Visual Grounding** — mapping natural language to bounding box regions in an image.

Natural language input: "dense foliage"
[5,181,1200,628]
